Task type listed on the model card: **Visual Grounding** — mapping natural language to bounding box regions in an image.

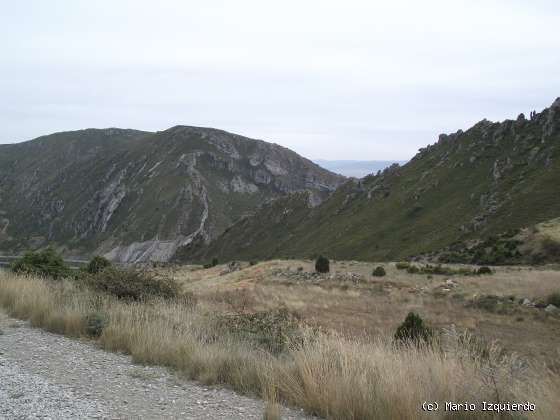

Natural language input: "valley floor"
[0,312,310,420]
[1,262,560,419]
[165,260,560,367]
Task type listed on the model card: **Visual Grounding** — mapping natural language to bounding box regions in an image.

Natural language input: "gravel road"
[0,312,311,419]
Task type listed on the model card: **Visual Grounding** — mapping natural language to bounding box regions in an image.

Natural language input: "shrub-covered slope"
[179,98,560,262]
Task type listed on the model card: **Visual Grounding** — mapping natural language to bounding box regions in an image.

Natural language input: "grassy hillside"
[179,98,560,263]
[0,126,344,261]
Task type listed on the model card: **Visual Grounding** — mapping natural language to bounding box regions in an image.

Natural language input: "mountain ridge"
[176,97,560,263]
[0,126,345,262]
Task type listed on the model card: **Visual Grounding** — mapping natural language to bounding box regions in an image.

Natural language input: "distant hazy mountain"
[314,160,407,177]
[0,126,345,262]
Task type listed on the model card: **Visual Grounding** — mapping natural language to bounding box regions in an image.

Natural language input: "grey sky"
[1,1,559,160]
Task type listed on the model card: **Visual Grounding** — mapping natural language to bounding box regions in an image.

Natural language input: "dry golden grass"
[1,269,560,419]
[170,260,560,367]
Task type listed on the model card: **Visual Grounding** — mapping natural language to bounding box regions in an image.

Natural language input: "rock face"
[0,126,344,262]
[179,98,560,263]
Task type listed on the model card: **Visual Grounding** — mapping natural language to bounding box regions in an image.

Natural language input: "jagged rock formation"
[179,98,560,262]
[0,126,344,262]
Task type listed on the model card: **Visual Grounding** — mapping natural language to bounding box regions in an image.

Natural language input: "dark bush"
[470,294,500,312]
[476,266,493,275]
[11,248,71,279]
[315,255,330,273]
[203,257,219,269]
[542,237,560,259]
[85,255,112,274]
[84,312,108,337]
[547,292,560,307]
[372,266,386,277]
[394,312,433,346]
[84,267,179,301]
[406,265,420,274]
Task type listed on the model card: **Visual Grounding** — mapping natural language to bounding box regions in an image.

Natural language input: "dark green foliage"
[84,267,179,301]
[476,266,492,275]
[406,264,474,276]
[541,237,560,258]
[216,308,301,354]
[249,260,257,266]
[395,262,410,270]
[372,266,386,277]
[11,248,71,279]
[546,292,560,307]
[471,295,501,312]
[84,312,108,337]
[394,312,433,345]
[315,255,330,273]
[468,294,516,314]
[440,235,523,265]
[203,257,219,269]
[85,255,111,274]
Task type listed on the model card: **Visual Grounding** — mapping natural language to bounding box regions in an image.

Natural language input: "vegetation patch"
[203,257,219,269]
[84,256,112,274]
[467,294,517,314]
[372,266,386,277]
[10,248,71,279]
[394,312,433,346]
[395,262,411,270]
[216,308,302,354]
[315,255,330,273]
[84,311,109,337]
[546,292,560,307]
[405,263,487,276]
[83,267,179,301]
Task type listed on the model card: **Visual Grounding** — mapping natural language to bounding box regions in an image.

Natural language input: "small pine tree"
[394,312,433,345]
[315,255,330,273]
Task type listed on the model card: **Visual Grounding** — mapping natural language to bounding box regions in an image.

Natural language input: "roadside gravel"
[0,312,312,419]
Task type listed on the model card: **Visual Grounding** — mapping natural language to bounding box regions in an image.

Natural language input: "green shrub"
[394,312,433,346]
[542,237,560,259]
[11,248,71,279]
[546,292,560,307]
[84,312,108,337]
[216,308,301,354]
[372,266,386,277]
[471,294,500,312]
[406,265,420,274]
[476,266,493,275]
[395,262,410,270]
[85,255,112,274]
[203,257,219,269]
[84,267,179,301]
[315,255,330,273]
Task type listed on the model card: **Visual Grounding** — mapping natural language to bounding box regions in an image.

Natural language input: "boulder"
[544,304,559,314]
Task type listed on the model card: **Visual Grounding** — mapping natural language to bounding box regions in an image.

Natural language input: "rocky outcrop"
[178,97,560,263]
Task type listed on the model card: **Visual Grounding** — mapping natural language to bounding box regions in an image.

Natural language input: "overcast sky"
[1,1,559,160]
